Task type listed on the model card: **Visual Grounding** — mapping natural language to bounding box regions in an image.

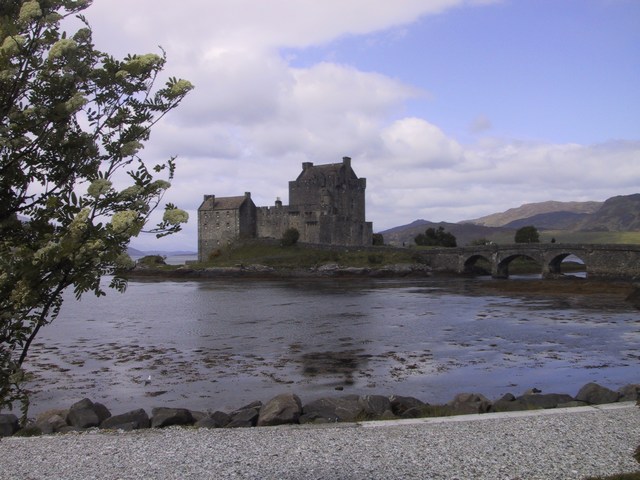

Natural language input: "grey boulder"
[151,408,194,428]
[576,383,620,405]
[67,398,110,428]
[618,384,640,402]
[0,414,19,437]
[101,409,150,430]
[257,393,302,426]
[195,411,231,429]
[300,395,365,423]
[227,407,260,428]
[448,393,491,415]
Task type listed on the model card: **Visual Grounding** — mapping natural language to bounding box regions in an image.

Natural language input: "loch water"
[24,276,639,415]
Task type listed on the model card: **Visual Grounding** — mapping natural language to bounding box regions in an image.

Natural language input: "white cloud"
[85,1,485,53]
[381,118,465,168]
[69,1,638,250]
[177,49,291,126]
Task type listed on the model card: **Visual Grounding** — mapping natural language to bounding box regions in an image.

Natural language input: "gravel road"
[1,403,638,480]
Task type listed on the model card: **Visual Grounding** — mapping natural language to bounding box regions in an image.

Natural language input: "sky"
[76,0,639,251]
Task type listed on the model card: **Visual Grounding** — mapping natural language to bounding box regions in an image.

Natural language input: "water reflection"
[21,276,640,415]
[300,350,370,386]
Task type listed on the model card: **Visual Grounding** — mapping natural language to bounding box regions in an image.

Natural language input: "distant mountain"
[127,247,146,257]
[379,220,513,247]
[503,211,591,230]
[577,194,640,231]
[380,194,639,246]
[463,201,602,228]
[381,219,431,236]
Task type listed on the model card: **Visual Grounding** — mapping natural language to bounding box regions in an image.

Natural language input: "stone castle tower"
[198,157,373,262]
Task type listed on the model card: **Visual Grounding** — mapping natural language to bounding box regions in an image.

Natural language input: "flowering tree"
[0,0,193,419]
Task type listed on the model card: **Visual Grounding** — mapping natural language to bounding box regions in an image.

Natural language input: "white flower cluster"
[110,210,139,234]
[169,79,194,97]
[163,208,189,225]
[120,141,143,157]
[69,208,91,234]
[64,92,87,113]
[10,281,35,308]
[1,35,26,56]
[87,179,112,198]
[123,53,162,75]
[48,38,77,60]
[19,1,42,23]
[151,179,171,191]
[33,240,60,264]
[118,185,142,200]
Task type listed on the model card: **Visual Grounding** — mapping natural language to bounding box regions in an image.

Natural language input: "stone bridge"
[413,244,640,280]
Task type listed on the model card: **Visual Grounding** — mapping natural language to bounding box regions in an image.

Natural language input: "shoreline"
[128,262,634,284]
[127,265,640,306]
[2,381,638,437]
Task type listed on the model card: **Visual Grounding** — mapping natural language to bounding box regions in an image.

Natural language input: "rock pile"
[0,382,637,438]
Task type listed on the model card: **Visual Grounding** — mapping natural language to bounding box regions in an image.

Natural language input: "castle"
[197,157,373,262]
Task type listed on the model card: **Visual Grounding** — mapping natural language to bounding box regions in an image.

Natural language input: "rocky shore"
[1,381,637,438]
[129,262,433,279]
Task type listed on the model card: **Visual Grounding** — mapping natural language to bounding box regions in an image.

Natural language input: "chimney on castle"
[204,194,215,202]
[244,192,251,199]
[302,162,313,170]
[275,197,282,208]
[342,156,351,168]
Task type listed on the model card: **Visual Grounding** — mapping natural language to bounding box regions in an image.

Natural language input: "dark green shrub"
[137,255,166,266]
[415,226,457,247]
[281,228,300,247]
[514,225,540,243]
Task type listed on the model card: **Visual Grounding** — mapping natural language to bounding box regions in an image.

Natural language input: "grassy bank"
[199,241,420,269]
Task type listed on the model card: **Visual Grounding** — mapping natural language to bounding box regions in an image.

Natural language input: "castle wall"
[254,207,372,246]
[239,200,257,239]
[198,207,241,261]
[255,205,290,239]
[198,193,256,262]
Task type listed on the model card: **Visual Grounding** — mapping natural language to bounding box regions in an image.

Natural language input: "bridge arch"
[544,251,587,277]
[494,253,542,279]
[463,254,492,275]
